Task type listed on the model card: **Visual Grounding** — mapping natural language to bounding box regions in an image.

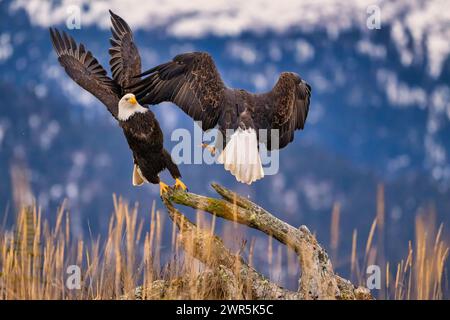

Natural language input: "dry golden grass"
[344,184,449,300]
[0,196,262,300]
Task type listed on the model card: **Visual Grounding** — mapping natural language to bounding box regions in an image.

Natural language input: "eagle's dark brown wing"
[109,10,141,91]
[49,28,121,119]
[270,79,311,150]
[130,52,226,131]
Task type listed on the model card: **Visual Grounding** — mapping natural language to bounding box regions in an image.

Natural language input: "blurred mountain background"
[0,0,449,291]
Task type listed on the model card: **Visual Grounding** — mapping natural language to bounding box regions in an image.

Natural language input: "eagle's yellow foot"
[174,178,188,191]
[159,181,170,196]
[201,143,217,156]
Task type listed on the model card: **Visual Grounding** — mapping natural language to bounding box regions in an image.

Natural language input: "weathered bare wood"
[210,183,341,298]
[131,267,240,300]
[162,184,372,300]
[162,198,301,299]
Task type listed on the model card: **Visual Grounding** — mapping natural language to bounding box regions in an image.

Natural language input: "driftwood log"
[140,183,372,300]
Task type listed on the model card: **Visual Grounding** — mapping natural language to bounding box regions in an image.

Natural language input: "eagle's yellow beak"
[129,96,137,105]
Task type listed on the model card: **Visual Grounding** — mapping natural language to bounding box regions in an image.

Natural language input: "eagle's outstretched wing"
[130,52,226,131]
[109,10,141,92]
[49,28,121,118]
[270,79,311,150]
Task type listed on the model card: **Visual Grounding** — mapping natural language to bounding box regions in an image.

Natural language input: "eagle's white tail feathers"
[132,164,147,186]
[217,128,264,184]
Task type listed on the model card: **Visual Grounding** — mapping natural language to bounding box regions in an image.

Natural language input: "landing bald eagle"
[130,52,311,184]
[49,11,186,195]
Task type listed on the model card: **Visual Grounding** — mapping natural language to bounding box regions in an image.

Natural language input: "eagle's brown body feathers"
[131,52,311,151]
[50,11,181,187]
[120,112,180,184]
[50,10,310,186]
[130,52,311,184]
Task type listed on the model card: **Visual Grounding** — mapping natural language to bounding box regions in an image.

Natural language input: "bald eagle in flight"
[49,11,186,195]
[130,53,311,184]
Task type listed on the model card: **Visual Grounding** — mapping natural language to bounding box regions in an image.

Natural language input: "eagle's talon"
[159,181,170,196]
[174,178,188,191]
[201,143,217,156]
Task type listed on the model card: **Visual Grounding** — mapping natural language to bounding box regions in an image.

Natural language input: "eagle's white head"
[118,93,147,121]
